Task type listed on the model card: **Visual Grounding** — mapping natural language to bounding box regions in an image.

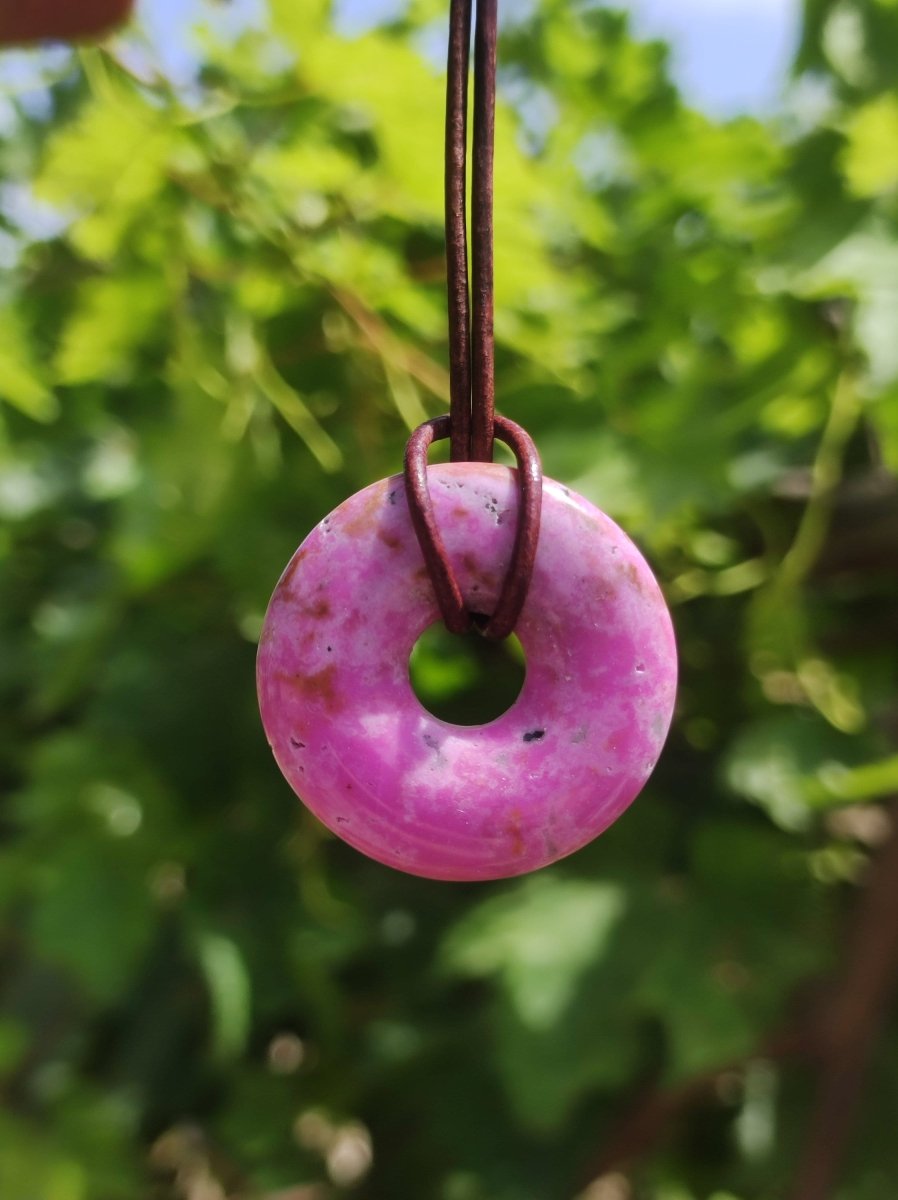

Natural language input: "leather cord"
[403,0,542,641]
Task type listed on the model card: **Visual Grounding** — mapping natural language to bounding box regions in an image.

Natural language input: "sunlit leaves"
[0,307,57,421]
[35,93,172,262]
[443,875,636,1128]
[841,93,898,195]
[197,932,252,1062]
[792,231,898,385]
[444,876,627,1030]
[0,1,897,1196]
[55,274,170,385]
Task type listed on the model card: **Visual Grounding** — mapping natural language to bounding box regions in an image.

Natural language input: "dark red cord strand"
[404,0,542,641]
[445,0,495,460]
[446,0,472,464]
[470,0,497,463]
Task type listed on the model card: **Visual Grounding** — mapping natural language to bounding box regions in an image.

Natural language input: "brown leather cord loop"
[478,417,542,639]
[403,414,543,641]
[405,416,469,634]
[403,0,542,641]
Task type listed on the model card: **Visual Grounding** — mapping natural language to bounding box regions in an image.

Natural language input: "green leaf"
[35,95,172,262]
[443,877,632,1129]
[725,712,873,829]
[791,229,898,385]
[29,840,154,1003]
[802,753,898,806]
[443,876,626,1030]
[492,991,641,1132]
[0,309,58,421]
[55,275,169,385]
[841,94,898,196]
[197,933,252,1062]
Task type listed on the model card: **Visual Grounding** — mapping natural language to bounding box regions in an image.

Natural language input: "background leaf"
[0,3,897,1198]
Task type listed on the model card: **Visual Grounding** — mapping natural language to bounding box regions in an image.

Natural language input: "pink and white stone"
[257,463,677,881]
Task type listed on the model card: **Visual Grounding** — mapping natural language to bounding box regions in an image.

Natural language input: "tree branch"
[790,798,898,1200]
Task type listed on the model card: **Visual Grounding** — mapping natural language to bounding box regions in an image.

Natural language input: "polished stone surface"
[257,464,677,880]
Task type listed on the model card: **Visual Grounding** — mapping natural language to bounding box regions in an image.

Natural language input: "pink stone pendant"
[257,463,677,881]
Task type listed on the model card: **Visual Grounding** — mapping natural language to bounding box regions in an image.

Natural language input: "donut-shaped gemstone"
[257,463,677,881]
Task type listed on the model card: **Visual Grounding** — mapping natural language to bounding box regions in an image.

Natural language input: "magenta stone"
[257,463,677,881]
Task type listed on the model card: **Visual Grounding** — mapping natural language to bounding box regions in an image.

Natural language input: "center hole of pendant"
[408,621,526,725]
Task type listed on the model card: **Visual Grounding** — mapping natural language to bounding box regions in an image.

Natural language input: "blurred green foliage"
[1,1,898,1197]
